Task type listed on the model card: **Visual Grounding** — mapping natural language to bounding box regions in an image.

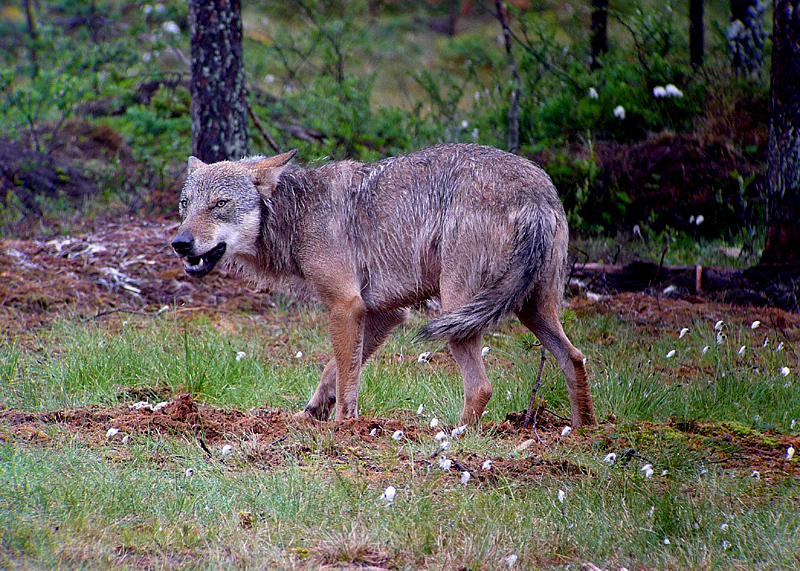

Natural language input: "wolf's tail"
[417,213,561,343]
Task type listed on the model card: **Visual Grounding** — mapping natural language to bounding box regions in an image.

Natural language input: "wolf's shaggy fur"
[173,144,597,428]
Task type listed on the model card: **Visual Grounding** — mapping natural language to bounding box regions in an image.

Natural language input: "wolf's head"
[171,149,297,278]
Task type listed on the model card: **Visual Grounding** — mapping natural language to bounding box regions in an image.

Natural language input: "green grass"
[1,307,799,570]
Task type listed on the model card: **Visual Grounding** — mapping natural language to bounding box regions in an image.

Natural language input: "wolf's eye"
[214,199,229,209]
[179,199,188,209]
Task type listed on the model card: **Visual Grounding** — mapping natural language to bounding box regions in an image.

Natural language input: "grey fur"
[173,144,597,428]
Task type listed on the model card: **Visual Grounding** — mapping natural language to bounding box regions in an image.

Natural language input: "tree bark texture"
[189,0,248,163]
[728,0,767,75]
[761,0,800,265]
[590,0,609,71]
[689,0,704,68]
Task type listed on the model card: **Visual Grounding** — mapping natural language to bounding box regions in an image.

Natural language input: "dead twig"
[523,347,547,429]
[247,102,281,153]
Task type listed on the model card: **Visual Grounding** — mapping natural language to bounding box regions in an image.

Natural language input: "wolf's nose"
[171,233,194,256]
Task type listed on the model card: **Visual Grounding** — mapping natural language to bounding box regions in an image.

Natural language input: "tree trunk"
[188,0,248,163]
[728,0,767,76]
[760,0,800,266]
[590,0,609,71]
[689,0,704,68]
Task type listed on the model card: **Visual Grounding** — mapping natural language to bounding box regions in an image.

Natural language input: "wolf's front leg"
[328,294,367,419]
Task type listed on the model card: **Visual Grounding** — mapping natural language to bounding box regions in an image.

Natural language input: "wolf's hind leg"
[516,298,597,429]
[301,308,408,420]
[449,335,493,426]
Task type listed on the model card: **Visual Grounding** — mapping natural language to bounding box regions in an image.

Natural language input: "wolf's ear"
[251,149,298,198]
[187,156,206,174]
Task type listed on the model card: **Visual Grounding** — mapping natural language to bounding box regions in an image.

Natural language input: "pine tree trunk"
[689,0,704,68]
[590,0,609,71]
[760,0,800,265]
[188,0,248,163]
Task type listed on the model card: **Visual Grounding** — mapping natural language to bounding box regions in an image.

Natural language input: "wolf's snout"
[171,232,194,256]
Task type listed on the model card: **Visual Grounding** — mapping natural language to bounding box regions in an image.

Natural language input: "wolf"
[171,144,597,428]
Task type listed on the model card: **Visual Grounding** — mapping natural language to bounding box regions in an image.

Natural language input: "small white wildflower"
[265,74,275,84]
[777,342,785,351]
[155,3,164,12]
[236,351,246,361]
[750,470,760,480]
[738,346,746,356]
[787,446,795,461]
[185,468,194,477]
[722,539,732,550]
[369,428,378,437]
[438,457,452,470]
[121,435,130,444]
[381,485,396,503]
[481,346,490,357]
[663,537,671,545]
[451,425,467,438]
[643,467,654,478]
[561,426,572,437]
[699,468,708,476]
[557,489,566,503]
[714,320,725,331]
[641,464,654,477]
[471,128,479,140]
[679,327,689,339]
[434,430,446,442]
[661,470,668,476]
[780,366,790,377]
[750,320,761,329]
[613,105,626,119]
[294,351,303,359]
[504,553,518,567]
[653,85,667,98]
[791,419,797,430]
[391,430,404,441]
[588,87,599,99]
[666,350,677,359]
[664,84,683,97]
[417,403,424,415]
[461,471,472,485]
[716,331,726,345]
[702,346,710,354]
[461,120,469,129]
[603,452,617,464]
[695,215,704,225]
[482,459,493,471]
[143,4,153,15]
[663,285,678,295]
[221,444,233,456]
[440,440,449,450]
[106,427,120,438]
[162,21,180,34]
[430,417,439,428]
[417,352,431,363]
[763,337,770,348]
[720,523,729,531]
[647,505,655,517]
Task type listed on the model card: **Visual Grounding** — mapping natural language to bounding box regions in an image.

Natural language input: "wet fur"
[174,144,597,428]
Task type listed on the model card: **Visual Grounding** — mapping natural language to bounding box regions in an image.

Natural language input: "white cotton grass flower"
[751,470,760,480]
[481,346,491,357]
[787,446,795,461]
[780,366,790,377]
[662,284,677,295]
[451,425,467,438]
[702,346,710,354]
[695,215,704,225]
[666,350,677,359]
[461,471,472,485]
[380,485,396,503]
[440,440,449,450]
[162,21,180,34]
[763,337,770,348]
[438,457,452,470]
[663,537,671,545]
[679,327,689,339]
[417,352,431,363]
[369,428,378,437]
[221,444,233,456]
[482,459,493,471]
[738,346,746,356]
[236,351,246,361]
[641,464,654,478]
[560,426,572,437]
[613,105,626,119]
[503,553,518,567]
[720,523,729,531]
[653,86,667,98]
[434,430,446,442]
[722,539,732,550]
[106,427,120,438]
[588,87,599,99]
[714,320,725,331]
[430,417,439,428]
[603,452,617,464]
[664,84,683,97]
[417,403,424,415]
[777,342,785,351]
[185,468,194,477]
[647,505,655,517]
[557,489,566,503]
[716,331,726,345]
[391,430,404,441]
[751,320,761,329]
[294,351,303,359]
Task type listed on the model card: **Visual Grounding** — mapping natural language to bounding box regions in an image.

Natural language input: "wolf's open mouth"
[183,242,226,278]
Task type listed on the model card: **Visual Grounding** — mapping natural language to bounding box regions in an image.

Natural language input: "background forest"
[0,0,774,268]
